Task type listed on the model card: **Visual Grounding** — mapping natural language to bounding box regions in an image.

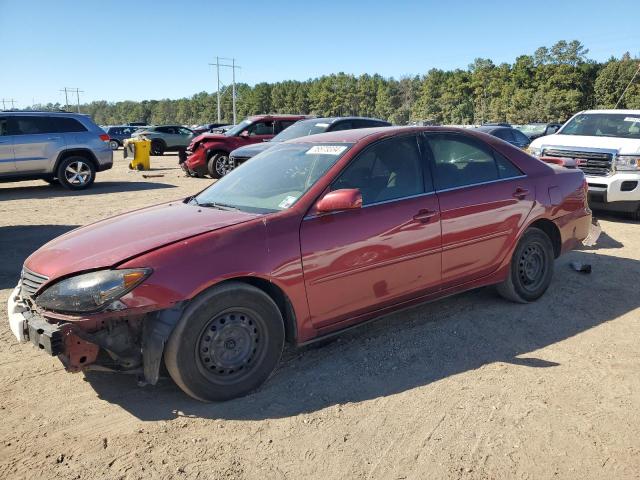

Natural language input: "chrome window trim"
[434,174,527,194]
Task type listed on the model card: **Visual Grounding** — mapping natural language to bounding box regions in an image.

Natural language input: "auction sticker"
[278,195,297,209]
[306,145,347,155]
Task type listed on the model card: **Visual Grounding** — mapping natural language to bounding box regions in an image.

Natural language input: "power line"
[208,57,241,124]
[615,63,640,109]
[60,87,84,112]
[1,98,17,110]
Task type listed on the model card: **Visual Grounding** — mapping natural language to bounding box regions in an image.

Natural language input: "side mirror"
[240,130,250,138]
[316,189,362,213]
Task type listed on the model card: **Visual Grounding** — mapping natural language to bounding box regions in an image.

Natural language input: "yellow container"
[123,138,151,171]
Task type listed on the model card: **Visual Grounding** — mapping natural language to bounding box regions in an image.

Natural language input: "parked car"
[183,114,309,178]
[228,116,391,175]
[8,126,592,401]
[104,125,142,150]
[474,125,531,149]
[517,122,563,140]
[132,125,195,155]
[126,122,147,127]
[0,111,113,189]
[529,109,640,220]
[191,123,228,136]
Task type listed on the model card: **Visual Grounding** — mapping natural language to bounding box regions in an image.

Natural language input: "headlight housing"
[528,146,542,157]
[35,269,151,313]
[615,155,640,171]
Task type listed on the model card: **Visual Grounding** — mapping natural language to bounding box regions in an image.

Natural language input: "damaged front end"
[7,271,186,385]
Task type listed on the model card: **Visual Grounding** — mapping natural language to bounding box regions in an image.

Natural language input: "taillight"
[99,133,110,142]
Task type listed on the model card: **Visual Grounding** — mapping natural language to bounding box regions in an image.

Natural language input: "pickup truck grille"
[543,148,613,177]
[20,267,49,299]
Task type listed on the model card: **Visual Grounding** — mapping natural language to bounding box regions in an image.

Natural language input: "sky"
[1,0,639,108]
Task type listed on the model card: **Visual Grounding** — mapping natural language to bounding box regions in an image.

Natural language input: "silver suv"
[0,112,113,190]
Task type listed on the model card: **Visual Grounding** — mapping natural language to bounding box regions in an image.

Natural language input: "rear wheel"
[108,139,120,150]
[56,156,96,190]
[164,282,285,402]
[497,227,555,303]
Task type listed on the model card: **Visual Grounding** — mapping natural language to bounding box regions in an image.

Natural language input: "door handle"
[512,187,529,200]
[413,209,437,223]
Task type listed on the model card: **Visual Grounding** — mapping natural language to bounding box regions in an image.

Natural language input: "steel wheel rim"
[64,161,91,185]
[518,242,546,292]
[196,309,263,382]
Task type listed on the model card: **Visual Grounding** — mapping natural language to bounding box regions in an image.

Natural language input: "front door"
[300,134,442,329]
[9,116,65,174]
[424,132,535,288]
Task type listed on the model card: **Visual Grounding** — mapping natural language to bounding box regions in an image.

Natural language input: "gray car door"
[0,117,16,174]
[11,116,66,173]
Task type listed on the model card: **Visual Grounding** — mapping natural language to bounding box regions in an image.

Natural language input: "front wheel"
[151,140,165,156]
[207,153,234,179]
[108,139,120,150]
[164,282,285,402]
[57,156,96,190]
[497,227,555,303]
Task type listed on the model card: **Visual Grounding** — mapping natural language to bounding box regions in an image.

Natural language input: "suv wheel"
[108,139,120,150]
[164,282,285,402]
[151,140,165,156]
[57,156,96,190]
[207,153,233,179]
[497,227,554,303]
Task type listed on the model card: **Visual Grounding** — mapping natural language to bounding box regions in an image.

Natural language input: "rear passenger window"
[277,121,296,132]
[11,116,56,135]
[493,129,515,142]
[427,135,521,190]
[52,117,87,133]
[331,121,353,131]
[332,135,427,205]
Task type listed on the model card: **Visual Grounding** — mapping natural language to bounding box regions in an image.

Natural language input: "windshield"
[224,119,252,136]
[271,119,332,142]
[193,142,353,213]
[560,113,640,139]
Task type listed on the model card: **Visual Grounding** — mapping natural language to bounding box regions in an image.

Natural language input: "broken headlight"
[36,269,151,313]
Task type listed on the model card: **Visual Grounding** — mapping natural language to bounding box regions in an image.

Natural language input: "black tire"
[497,227,555,303]
[630,207,640,222]
[164,282,285,402]
[151,140,165,156]
[108,139,120,150]
[56,156,96,190]
[207,152,231,179]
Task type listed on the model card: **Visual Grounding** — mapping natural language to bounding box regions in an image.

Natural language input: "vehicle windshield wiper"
[197,201,240,211]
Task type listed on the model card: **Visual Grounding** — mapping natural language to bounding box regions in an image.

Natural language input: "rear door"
[300,134,442,329]
[10,116,65,173]
[0,117,15,174]
[424,132,534,287]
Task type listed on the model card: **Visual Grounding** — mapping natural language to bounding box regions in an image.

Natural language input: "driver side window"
[332,135,426,205]
[247,121,274,136]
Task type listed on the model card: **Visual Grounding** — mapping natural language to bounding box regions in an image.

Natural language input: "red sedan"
[8,127,592,401]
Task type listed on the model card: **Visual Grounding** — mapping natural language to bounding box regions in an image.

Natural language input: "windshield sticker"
[278,195,297,209]
[314,123,330,128]
[306,145,347,155]
[624,117,640,123]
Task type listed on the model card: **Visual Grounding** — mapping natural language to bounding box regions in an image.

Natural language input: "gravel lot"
[0,151,639,479]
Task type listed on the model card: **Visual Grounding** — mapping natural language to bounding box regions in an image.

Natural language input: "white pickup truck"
[529,109,640,220]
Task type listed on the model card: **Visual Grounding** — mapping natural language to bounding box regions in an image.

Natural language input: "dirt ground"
[0,151,639,480]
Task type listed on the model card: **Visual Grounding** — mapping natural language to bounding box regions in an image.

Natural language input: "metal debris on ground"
[142,174,165,178]
[570,261,592,274]
[582,218,602,247]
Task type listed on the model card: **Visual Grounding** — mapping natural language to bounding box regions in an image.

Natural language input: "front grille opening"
[621,181,638,192]
[543,148,613,177]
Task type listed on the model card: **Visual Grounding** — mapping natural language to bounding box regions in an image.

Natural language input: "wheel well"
[206,149,229,160]
[528,218,561,258]
[220,277,297,344]
[151,138,166,147]
[55,149,98,173]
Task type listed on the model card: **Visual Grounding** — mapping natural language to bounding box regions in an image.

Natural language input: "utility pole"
[1,98,16,110]
[60,87,83,112]
[615,63,640,109]
[208,57,241,124]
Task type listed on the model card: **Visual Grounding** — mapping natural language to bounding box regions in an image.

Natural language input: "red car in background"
[183,114,309,178]
[8,126,592,402]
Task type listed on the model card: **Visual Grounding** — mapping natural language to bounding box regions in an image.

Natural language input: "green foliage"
[40,40,638,126]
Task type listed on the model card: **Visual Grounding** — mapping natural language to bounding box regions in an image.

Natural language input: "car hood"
[193,133,227,143]
[532,134,640,154]
[231,141,278,158]
[24,202,260,280]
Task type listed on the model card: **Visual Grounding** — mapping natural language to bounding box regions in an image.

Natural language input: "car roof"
[0,111,86,117]
[474,125,511,133]
[247,114,311,121]
[286,125,480,144]
[580,109,640,115]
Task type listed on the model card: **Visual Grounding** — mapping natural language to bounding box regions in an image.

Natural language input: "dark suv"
[104,125,141,150]
[0,112,113,189]
[228,116,391,175]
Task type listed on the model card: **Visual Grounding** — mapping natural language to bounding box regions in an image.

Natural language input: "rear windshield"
[271,119,332,142]
[560,113,640,139]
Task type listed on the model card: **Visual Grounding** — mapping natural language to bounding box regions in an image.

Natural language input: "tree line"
[28,41,640,126]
